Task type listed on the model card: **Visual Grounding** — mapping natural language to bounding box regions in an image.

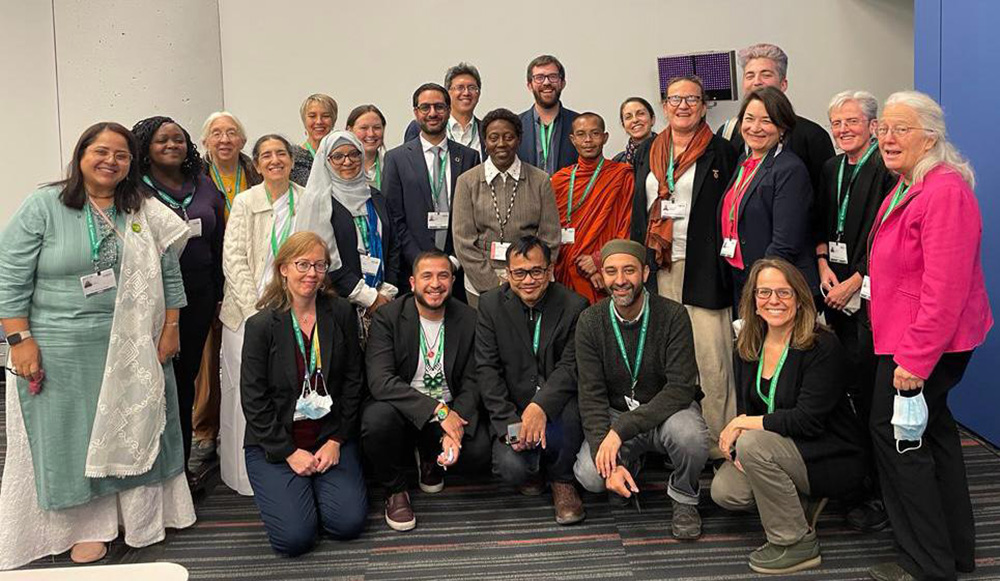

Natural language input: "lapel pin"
[131,222,141,233]
[454,155,461,163]
[712,169,719,179]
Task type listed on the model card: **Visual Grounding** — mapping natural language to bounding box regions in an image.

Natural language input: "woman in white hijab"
[302,131,399,340]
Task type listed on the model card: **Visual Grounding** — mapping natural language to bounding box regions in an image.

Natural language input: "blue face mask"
[891,389,928,454]
[293,373,332,421]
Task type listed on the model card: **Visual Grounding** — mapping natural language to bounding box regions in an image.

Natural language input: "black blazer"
[721,114,835,196]
[734,329,866,498]
[382,137,480,270]
[328,187,401,297]
[404,118,487,160]
[241,295,364,463]
[630,133,739,309]
[518,105,579,172]
[366,294,481,433]
[815,152,897,281]
[721,147,819,293]
[476,283,589,438]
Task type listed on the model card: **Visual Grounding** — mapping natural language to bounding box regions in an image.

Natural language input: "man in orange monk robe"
[551,113,634,303]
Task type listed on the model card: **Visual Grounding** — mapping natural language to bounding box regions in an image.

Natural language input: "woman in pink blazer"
[866,91,992,581]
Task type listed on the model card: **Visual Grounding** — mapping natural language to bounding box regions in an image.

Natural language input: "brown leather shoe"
[551,481,585,525]
[384,491,416,531]
[518,474,546,496]
[416,450,444,494]
[70,541,108,564]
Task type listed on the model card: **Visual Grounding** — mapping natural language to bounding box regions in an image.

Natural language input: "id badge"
[360,254,381,275]
[491,241,511,261]
[829,241,848,264]
[860,275,872,300]
[720,238,737,258]
[187,217,203,238]
[81,269,117,297]
[561,227,576,244]
[427,212,449,230]
[660,200,687,220]
[624,395,641,411]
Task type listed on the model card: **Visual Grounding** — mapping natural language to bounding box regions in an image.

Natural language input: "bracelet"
[816,253,830,262]
[164,322,180,327]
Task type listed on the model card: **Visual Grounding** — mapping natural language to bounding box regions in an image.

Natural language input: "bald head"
[569,112,609,160]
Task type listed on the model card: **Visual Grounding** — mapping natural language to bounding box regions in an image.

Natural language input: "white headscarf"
[305,131,371,217]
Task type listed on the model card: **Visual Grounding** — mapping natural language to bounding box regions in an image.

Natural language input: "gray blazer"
[451,161,561,293]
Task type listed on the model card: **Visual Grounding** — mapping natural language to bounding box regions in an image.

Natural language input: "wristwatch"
[6,330,32,346]
[434,404,450,423]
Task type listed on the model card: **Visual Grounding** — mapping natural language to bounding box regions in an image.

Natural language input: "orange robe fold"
[551,156,634,303]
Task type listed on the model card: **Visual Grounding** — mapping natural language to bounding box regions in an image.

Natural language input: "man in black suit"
[518,54,579,175]
[383,83,481,300]
[362,250,490,532]
[404,63,487,159]
[716,42,835,194]
[477,236,588,525]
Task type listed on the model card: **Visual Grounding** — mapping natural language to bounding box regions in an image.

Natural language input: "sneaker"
[384,491,416,531]
[846,499,890,532]
[518,474,546,496]
[671,500,702,540]
[551,481,585,525]
[749,530,821,575]
[867,562,916,581]
[803,496,829,531]
[415,449,444,494]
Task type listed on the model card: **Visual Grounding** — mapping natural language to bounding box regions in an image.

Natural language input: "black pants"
[827,307,880,498]
[492,398,583,485]
[871,352,975,580]
[361,399,491,494]
[175,277,216,466]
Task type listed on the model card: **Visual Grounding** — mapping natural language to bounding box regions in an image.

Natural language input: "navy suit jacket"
[382,136,480,278]
[721,147,819,294]
[404,118,487,160]
[517,105,579,172]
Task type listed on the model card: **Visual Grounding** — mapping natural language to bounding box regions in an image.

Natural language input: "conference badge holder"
[188,217,203,238]
[829,241,848,264]
[490,241,511,261]
[427,212,449,230]
[720,238,737,258]
[660,200,687,220]
[81,269,117,297]
[561,227,576,244]
[360,255,381,275]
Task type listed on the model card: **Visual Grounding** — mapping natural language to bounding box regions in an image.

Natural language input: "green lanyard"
[211,162,243,212]
[881,178,910,224]
[84,204,105,266]
[566,158,605,225]
[609,292,650,390]
[419,322,445,370]
[429,150,447,203]
[727,160,763,226]
[268,184,295,256]
[539,122,554,168]
[373,156,382,189]
[353,215,371,252]
[834,141,879,238]
[532,313,542,355]
[304,142,317,159]
[290,312,321,380]
[755,342,789,413]
[143,175,194,218]
[666,141,677,194]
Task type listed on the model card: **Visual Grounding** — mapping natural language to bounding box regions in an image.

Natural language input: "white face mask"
[891,389,928,454]
[293,372,332,421]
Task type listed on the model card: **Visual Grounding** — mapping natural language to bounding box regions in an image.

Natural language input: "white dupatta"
[85,199,190,478]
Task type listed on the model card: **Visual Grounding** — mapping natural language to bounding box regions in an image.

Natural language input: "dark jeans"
[175,276,216,465]
[245,442,368,556]
[871,352,975,580]
[361,399,491,494]
[492,398,583,485]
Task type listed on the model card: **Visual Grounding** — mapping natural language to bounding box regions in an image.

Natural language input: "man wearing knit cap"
[573,239,710,540]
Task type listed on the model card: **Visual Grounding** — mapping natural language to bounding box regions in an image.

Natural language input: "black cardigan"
[328,187,401,298]
[734,328,866,498]
[630,133,738,309]
[240,294,364,462]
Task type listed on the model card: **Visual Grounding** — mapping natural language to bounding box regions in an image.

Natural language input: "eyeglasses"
[876,124,932,139]
[416,103,449,114]
[665,95,703,107]
[88,147,132,163]
[293,260,329,274]
[328,150,362,164]
[508,267,548,281]
[754,287,794,300]
[531,73,562,85]
[209,128,241,140]
[830,118,867,130]
[451,84,480,95]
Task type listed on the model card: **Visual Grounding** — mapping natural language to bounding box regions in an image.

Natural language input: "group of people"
[0,43,992,581]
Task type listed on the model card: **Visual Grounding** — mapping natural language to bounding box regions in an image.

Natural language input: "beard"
[418,118,447,137]
[532,86,562,108]
[610,282,641,309]
[415,285,450,310]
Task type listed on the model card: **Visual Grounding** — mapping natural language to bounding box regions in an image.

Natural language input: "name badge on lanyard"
[624,395,641,411]
[660,200,687,220]
[427,211,449,230]
[81,269,117,297]
[829,241,848,264]
[188,217,203,238]
[490,241,511,261]
[360,254,381,275]
[721,238,738,258]
[860,275,872,300]
[560,227,576,244]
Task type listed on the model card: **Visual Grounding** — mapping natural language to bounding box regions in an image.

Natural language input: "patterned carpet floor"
[3,383,1000,580]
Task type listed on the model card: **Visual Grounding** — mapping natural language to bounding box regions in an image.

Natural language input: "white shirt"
[411,316,452,403]
[483,155,522,186]
[420,135,453,206]
[645,160,697,262]
[447,115,481,153]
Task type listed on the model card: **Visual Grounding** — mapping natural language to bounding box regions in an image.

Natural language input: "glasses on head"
[754,287,794,300]
[328,150,362,164]
[293,259,329,274]
[830,118,866,130]
[665,95,703,107]
[876,124,930,139]
[416,103,449,114]
[451,84,480,95]
[508,267,548,281]
[210,128,241,140]
[89,147,133,163]
[531,73,562,85]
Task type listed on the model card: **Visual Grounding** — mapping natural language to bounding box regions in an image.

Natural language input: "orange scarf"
[645,122,713,269]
